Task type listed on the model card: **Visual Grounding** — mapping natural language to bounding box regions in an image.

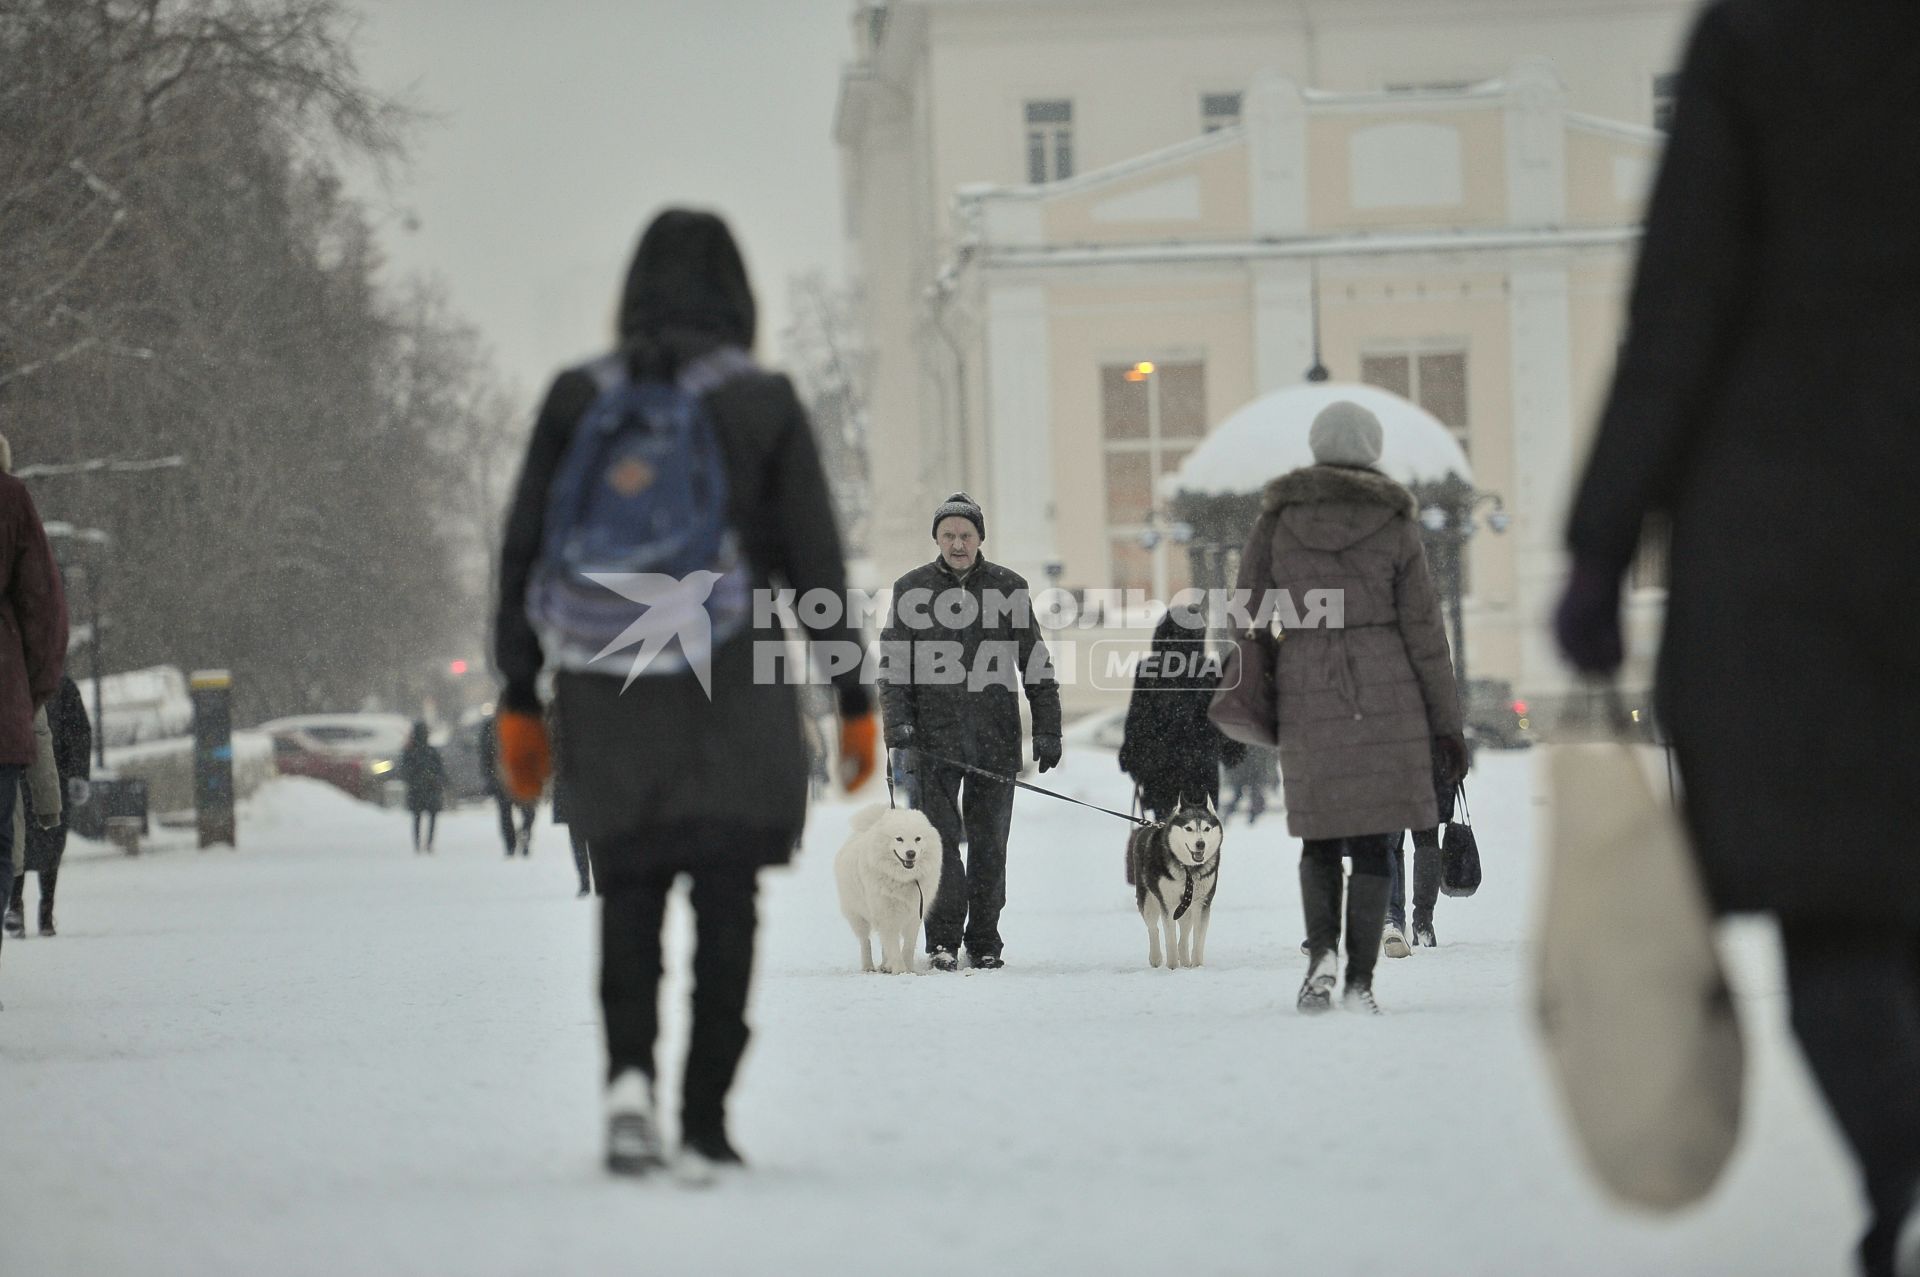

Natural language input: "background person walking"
[878,492,1061,972]
[492,208,875,1180]
[1217,402,1464,1015]
[10,674,89,935]
[398,720,445,853]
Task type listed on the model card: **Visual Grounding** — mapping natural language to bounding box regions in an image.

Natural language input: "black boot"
[1297,854,1344,1013]
[1412,834,1442,947]
[1343,871,1392,1012]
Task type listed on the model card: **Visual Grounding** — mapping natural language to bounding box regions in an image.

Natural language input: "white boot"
[1382,924,1411,959]
[605,1070,665,1176]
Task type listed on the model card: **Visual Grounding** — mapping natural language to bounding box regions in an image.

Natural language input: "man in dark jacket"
[11,674,90,935]
[1556,6,1920,1274]
[0,433,70,982]
[879,492,1061,971]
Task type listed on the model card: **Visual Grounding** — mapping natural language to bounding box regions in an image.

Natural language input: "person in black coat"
[476,715,535,857]
[494,208,873,1178]
[1118,607,1244,820]
[877,491,1062,971]
[398,720,446,854]
[1556,5,1920,1273]
[11,675,88,936]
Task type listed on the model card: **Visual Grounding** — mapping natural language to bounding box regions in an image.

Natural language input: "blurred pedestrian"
[492,209,874,1181]
[1220,746,1277,824]
[0,432,69,996]
[477,714,536,856]
[10,674,90,935]
[1119,605,1244,821]
[1215,401,1464,1015]
[1557,5,1920,1273]
[398,720,446,853]
[1384,743,1457,956]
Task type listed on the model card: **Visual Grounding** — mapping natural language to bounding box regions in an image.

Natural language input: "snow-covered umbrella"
[1164,381,1473,498]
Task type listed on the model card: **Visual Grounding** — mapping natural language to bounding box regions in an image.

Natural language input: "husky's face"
[1165,797,1223,867]
[872,811,936,878]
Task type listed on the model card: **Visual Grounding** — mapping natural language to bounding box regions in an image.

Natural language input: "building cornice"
[968,225,1642,271]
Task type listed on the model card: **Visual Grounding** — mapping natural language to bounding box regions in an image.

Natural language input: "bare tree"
[781,270,871,557]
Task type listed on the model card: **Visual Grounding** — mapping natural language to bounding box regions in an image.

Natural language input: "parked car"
[1463,678,1533,750]
[258,713,416,804]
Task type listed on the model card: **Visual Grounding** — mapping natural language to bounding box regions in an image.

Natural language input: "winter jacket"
[494,212,868,860]
[877,556,1062,776]
[1236,464,1461,841]
[399,740,446,813]
[11,707,60,877]
[22,676,90,874]
[1118,612,1245,818]
[0,472,68,765]
[1566,0,1920,921]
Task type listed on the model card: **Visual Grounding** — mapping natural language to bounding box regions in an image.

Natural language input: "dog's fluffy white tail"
[848,804,892,836]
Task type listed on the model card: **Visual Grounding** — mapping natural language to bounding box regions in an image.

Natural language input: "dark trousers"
[913,763,1015,959]
[597,855,759,1137]
[1779,921,1920,1277]
[410,809,437,851]
[1299,833,1398,982]
[569,828,595,894]
[10,866,56,916]
[1388,827,1442,931]
[494,796,534,854]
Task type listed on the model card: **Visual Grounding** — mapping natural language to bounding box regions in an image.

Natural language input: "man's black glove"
[1434,733,1470,786]
[1033,734,1062,773]
[883,720,914,751]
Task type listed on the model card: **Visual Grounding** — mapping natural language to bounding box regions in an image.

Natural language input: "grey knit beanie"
[1308,401,1384,469]
[930,491,985,540]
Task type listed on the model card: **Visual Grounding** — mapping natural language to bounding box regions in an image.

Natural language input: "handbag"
[1439,783,1480,897]
[1207,628,1279,748]
[1533,690,1744,1212]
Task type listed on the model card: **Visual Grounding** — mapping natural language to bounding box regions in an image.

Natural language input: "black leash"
[892,748,1152,828]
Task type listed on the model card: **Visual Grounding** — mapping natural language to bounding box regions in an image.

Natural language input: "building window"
[1201,92,1242,133]
[1359,348,1469,457]
[1652,72,1680,131]
[1025,99,1073,183]
[1102,360,1205,594]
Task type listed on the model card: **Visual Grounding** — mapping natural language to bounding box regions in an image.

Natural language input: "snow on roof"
[1166,381,1473,497]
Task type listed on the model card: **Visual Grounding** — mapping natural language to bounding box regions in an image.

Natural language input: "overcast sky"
[348,0,854,405]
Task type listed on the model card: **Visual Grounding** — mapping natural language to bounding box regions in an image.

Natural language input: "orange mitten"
[838,712,877,792]
[496,708,551,802]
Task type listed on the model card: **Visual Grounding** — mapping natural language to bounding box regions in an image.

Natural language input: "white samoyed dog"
[834,804,944,974]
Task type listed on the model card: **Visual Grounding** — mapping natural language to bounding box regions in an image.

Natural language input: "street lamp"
[1415,482,1508,689]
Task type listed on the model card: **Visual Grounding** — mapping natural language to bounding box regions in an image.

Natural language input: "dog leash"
[897,747,1152,827]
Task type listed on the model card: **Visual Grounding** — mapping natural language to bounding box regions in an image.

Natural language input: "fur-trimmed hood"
[1262,464,1417,551]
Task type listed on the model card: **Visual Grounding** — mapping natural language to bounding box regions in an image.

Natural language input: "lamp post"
[1416,479,1508,689]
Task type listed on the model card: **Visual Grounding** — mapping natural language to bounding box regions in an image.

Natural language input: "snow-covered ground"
[0,747,1863,1276]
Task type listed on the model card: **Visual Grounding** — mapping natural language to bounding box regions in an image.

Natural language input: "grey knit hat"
[930,491,985,540]
[1308,401,1384,469]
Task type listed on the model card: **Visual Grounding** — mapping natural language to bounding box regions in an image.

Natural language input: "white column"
[1245,70,1315,399]
[1504,57,1568,228]
[1250,259,1316,395]
[1508,259,1577,699]
[982,280,1056,586]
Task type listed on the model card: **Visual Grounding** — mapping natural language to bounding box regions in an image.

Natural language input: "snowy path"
[0,750,1860,1275]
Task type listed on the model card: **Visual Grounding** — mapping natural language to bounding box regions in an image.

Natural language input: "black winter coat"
[23,675,90,873]
[877,557,1062,776]
[1567,0,1920,921]
[399,740,446,814]
[1119,614,1244,819]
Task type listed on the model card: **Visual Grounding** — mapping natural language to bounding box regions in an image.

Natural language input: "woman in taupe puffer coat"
[1229,401,1465,1014]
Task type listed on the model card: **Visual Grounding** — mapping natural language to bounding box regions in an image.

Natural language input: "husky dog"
[1126,796,1224,969]
[834,805,944,974]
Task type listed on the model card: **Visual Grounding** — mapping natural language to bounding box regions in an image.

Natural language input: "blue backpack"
[526,348,754,680]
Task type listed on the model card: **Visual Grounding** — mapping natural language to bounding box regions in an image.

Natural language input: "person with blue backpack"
[492,209,875,1183]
